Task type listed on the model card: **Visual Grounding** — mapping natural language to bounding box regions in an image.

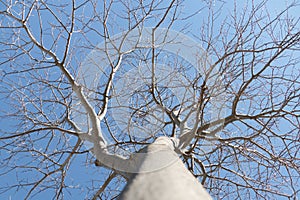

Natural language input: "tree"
[0,0,299,199]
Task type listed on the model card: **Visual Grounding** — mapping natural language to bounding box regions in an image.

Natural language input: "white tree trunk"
[119,137,212,200]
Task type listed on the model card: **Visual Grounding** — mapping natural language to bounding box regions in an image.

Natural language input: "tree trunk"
[118,137,212,200]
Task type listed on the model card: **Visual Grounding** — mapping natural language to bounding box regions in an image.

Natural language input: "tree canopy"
[0,0,300,199]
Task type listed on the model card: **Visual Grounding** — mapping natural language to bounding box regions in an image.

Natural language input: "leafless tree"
[0,0,299,199]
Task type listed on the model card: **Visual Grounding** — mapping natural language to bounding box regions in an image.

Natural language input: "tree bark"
[118,137,212,200]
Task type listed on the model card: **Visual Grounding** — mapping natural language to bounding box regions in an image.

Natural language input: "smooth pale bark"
[118,137,212,200]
